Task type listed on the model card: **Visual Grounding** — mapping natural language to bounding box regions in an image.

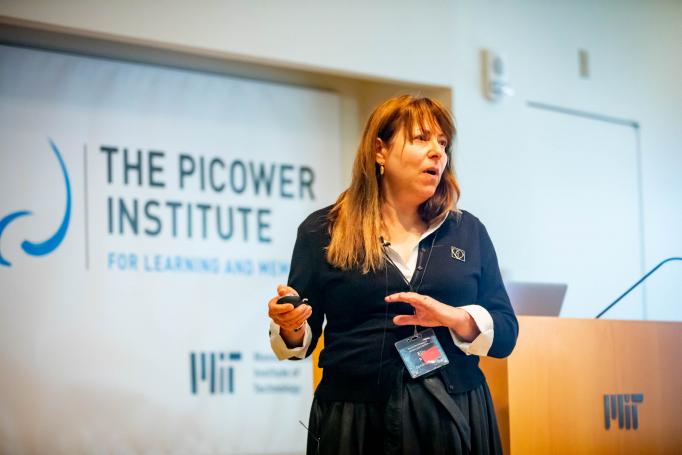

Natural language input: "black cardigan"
[287,206,518,402]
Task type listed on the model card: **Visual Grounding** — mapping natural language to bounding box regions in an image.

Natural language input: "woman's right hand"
[267,284,313,332]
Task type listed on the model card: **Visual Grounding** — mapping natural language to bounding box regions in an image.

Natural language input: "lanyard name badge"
[385,231,449,379]
[395,328,449,378]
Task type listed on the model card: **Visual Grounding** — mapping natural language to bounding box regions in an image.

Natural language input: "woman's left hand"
[385,292,480,341]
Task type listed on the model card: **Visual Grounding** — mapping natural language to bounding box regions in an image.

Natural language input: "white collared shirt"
[270,214,495,360]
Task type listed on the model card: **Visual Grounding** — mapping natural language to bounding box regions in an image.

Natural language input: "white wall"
[0,0,456,86]
[1,0,679,320]
[450,0,682,321]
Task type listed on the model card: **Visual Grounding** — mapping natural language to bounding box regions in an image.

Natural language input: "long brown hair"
[327,95,460,273]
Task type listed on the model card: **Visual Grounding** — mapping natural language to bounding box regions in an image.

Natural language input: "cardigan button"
[447,385,454,392]
[417,265,424,271]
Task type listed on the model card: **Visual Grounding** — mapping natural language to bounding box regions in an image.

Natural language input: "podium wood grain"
[480,316,682,454]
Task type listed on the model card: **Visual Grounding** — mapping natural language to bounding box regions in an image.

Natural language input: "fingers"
[268,297,293,315]
[268,284,311,328]
[275,304,309,322]
[385,292,430,307]
[387,293,445,328]
[268,284,300,316]
[393,314,417,326]
[276,304,313,330]
[277,284,299,297]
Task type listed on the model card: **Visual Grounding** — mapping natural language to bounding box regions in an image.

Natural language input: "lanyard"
[383,231,439,336]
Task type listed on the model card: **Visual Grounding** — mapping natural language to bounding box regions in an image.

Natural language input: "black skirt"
[306,370,503,455]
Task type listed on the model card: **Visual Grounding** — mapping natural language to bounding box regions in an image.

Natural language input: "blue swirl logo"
[0,139,71,267]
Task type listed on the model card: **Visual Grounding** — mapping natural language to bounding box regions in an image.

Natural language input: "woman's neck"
[381,197,427,242]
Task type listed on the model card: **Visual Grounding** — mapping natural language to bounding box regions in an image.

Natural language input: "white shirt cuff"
[449,305,494,356]
[269,320,312,360]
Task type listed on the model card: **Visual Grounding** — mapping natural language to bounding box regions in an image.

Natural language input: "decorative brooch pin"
[451,246,466,262]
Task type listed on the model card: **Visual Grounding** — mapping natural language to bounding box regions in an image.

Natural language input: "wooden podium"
[480,316,682,454]
[313,317,682,454]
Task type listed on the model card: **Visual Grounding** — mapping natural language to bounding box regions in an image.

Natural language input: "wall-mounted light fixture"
[481,49,515,102]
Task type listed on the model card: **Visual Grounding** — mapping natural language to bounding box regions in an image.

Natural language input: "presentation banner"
[0,45,341,454]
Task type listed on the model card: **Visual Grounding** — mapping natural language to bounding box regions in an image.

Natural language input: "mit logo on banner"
[190,351,241,395]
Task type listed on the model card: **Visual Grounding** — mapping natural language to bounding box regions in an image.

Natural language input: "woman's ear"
[375,138,386,166]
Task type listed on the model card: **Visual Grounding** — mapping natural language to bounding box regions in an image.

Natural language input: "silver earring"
[380,164,385,176]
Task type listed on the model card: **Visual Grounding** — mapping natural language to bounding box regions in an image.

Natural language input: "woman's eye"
[438,139,448,148]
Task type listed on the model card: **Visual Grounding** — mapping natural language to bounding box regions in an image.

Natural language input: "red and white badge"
[395,328,449,378]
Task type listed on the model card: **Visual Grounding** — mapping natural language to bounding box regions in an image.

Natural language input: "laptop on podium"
[504,282,567,316]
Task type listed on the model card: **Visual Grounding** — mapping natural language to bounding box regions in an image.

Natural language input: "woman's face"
[377,122,449,207]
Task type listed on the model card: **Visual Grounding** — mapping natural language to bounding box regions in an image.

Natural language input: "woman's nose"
[427,138,446,158]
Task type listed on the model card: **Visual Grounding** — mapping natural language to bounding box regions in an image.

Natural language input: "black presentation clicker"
[277,295,308,307]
